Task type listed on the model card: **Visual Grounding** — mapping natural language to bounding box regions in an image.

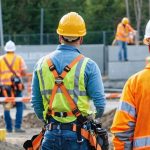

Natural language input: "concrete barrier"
[15,44,105,74]
[108,45,149,80]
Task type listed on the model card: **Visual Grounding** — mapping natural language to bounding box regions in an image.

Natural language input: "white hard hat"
[4,40,16,52]
[144,20,150,39]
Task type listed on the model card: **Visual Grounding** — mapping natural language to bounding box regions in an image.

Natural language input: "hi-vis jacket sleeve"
[126,24,135,33]
[111,77,136,150]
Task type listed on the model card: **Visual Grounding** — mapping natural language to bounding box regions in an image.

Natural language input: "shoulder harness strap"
[46,54,87,124]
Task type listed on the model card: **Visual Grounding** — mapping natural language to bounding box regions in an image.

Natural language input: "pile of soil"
[0,113,43,129]
[101,108,116,130]
[0,142,22,150]
[0,110,116,150]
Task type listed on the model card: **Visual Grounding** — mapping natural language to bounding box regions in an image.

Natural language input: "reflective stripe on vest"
[37,55,90,123]
[133,136,150,149]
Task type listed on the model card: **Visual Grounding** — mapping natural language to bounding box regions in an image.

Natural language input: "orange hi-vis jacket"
[115,23,135,42]
[111,63,150,150]
[0,53,27,86]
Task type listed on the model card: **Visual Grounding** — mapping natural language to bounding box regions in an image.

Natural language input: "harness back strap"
[46,54,84,117]
[3,56,18,77]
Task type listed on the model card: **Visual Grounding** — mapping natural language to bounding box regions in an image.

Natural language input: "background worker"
[31,12,106,150]
[0,40,27,133]
[111,20,150,149]
[115,17,136,61]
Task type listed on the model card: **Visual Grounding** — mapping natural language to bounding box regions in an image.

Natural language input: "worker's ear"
[59,36,63,44]
[79,37,83,44]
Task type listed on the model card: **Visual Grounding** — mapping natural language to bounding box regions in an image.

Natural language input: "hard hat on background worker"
[4,40,16,52]
[57,12,86,37]
[143,20,150,45]
[121,17,129,25]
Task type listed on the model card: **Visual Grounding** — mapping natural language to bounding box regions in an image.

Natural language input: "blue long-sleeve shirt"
[31,44,106,120]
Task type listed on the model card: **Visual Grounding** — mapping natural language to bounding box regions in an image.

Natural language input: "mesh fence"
[4,31,115,45]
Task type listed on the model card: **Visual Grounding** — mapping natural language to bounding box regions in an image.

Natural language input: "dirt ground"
[0,107,116,150]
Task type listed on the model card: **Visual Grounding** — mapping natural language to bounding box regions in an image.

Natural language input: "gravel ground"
[0,100,118,150]
[0,110,116,150]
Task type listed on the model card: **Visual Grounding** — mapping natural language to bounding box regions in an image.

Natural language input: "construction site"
[0,0,150,150]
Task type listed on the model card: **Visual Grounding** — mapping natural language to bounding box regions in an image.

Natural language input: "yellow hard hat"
[122,17,129,25]
[57,12,86,37]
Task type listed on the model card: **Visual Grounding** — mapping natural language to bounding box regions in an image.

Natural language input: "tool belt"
[11,75,24,92]
[46,122,74,131]
[23,121,109,150]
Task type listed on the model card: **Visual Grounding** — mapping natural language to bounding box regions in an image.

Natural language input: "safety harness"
[46,54,87,123]
[23,54,102,150]
[3,56,24,92]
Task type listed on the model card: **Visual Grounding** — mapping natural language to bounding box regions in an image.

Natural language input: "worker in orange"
[0,40,27,133]
[115,17,136,61]
[111,20,150,150]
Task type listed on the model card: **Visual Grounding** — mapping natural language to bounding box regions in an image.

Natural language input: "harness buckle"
[64,65,71,72]
[49,65,55,71]
[72,108,80,116]
[55,76,63,85]
[54,112,67,117]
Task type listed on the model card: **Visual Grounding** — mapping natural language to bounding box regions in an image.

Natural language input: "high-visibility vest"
[115,23,134,42]
[111,63,150,150]
[0,53,26,86]
[36,54,92,123]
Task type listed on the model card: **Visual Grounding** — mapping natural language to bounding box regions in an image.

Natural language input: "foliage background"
[2,0,148,44]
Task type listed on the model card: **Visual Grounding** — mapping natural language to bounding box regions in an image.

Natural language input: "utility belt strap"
[45,123,102,150]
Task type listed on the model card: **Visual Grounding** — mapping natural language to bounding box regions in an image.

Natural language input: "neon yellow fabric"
[37,57,90,122]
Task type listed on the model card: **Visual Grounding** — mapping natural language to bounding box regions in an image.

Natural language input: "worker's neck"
[61,42,80,48]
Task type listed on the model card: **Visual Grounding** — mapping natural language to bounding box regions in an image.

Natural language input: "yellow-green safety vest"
[36,55,92,123]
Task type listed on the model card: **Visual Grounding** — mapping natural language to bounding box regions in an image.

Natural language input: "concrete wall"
[108,45,149,80]
[15,44,105,74]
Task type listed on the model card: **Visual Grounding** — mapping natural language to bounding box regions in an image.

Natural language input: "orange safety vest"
[0,53,26,86]
[115,23,134,42]
[111,63,150,150]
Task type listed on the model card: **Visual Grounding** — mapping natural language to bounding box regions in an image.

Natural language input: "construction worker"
[111,20,150,149]
[0,40,27,133]
[31,12,106,150]
[115,17,136,61]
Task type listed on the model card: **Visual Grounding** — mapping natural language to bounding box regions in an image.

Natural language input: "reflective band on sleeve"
[115,130,134,141]
[118,101,136,118]
[115,130,134,149]
[133,137,150,149]
[128,121,135,128]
